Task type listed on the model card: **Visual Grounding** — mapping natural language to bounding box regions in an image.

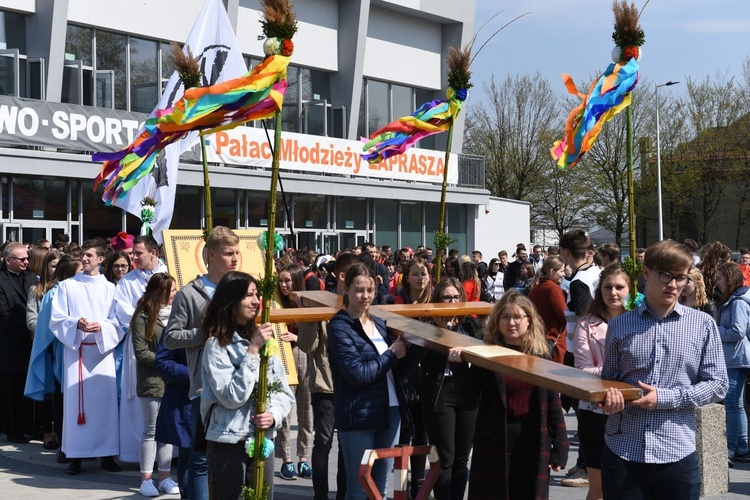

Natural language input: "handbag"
[192,403,215,453]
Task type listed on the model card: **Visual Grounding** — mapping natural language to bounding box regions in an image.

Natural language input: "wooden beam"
[291,291,642,403]
[377,310,641,403]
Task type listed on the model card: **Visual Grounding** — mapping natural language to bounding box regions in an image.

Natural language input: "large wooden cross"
[269,291,641,403]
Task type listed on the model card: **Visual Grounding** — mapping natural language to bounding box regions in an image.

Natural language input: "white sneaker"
[139,480,159,497]
[560,469,589,487]
[159,477,180,495]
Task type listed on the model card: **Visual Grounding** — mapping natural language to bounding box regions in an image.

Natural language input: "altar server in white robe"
[112,235,168,463]
[51,239,124,475]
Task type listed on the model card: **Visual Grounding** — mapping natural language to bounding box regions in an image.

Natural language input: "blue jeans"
[601,446,700,499]
[339,406,401,500]
[726,367,750,457]
[176,446,190,499]
[188,397,208,500]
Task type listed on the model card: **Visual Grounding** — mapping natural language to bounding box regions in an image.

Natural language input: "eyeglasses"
[653,270,690,285]
[8,256,29,262]
[500,314,528,323]
[440,294,462,302]
[112,264,130,270]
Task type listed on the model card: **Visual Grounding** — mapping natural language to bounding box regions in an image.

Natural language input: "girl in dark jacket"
[155,330,192,499]
[421,278,480,500]
[449,291,569,499]
[131,272,180,497]
[327,262,423,500]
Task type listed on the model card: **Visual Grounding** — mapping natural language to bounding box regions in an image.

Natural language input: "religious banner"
[161,229,297,385]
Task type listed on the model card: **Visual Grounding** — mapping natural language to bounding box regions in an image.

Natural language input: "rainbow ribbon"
[551,57,639,170]
[93,55,291,204]
[361,87,465,164]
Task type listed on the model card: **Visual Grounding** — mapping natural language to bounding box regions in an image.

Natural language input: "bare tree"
[536,164,594,241]
[681,72,746,243]
[464,73,560,206]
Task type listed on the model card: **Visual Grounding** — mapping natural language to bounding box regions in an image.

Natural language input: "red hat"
[111,232,134,251]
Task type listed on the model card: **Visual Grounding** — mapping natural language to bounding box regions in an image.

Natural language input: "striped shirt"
[602,301,728,463]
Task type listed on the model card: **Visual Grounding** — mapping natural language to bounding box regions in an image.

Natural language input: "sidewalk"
[2,412,750,499]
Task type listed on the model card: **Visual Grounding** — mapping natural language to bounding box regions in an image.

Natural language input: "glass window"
[65,25,93,66]
[247,191,284,228]
[367,79,389,136]
[374,199,397,248]
[161,41,176,80]
[301,68,331,137]
[130,36,159,113]
[293,194,325,229]
[1,176,8,218]
[447,204,467,255]
[81,185,123,240]
[400,201,423,250]
[0,12,27,53]
[301,68,330,102]
[211,188,237,229]
[281,66,299,132]
[335,198,366,230]
[0,54,17,97]
[170,186,201,229]
[13,178,67,221]
[415,88,436,150]
[96,31,127,110]
[392,84,413,121]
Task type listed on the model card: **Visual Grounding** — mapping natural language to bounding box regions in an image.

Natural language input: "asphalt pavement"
[1,412,749,499]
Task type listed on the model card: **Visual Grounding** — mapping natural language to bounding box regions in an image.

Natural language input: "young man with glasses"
[0,242,38,444]
[601,239,728,499]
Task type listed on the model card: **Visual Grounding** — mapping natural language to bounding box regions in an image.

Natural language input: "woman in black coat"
[421,278,480,500]
[449,291,568,500]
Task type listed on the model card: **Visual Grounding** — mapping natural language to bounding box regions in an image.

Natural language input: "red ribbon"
[77,342,97,425]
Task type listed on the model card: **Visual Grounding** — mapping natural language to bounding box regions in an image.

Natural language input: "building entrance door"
[4,222,69,245]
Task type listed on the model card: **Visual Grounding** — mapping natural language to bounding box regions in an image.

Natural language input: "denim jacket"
[200,332,295,444]
[718,286,750,369]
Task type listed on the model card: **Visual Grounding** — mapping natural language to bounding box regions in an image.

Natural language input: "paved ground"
[2,412,750,499]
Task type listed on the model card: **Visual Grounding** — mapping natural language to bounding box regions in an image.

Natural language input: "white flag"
[114,0,247,243]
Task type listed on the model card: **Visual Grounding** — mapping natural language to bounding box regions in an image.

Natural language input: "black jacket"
[0,267,38,374]
[327,310,424,431]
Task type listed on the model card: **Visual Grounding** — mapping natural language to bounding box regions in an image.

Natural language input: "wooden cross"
[269,291,641,403]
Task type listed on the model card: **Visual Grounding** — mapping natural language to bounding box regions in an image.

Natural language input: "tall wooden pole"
[434,119,455,284]
[252,112,282,498]
[626,105,637,303]
[201,135,213,239]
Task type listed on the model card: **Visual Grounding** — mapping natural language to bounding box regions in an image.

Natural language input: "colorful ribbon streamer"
[361,87,466,164]
[551,57,639,170]
[93,54,291,204]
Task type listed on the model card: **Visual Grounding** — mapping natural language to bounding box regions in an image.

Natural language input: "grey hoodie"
[164,275,211,399]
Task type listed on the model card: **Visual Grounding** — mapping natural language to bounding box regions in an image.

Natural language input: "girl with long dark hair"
[200,271,294,499]
[275,264,314,480]
[130,272,179,497]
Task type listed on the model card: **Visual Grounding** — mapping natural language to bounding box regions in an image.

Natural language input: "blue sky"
[470,0,750,97]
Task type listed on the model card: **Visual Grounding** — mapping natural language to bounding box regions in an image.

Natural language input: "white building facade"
[0,0,528,256]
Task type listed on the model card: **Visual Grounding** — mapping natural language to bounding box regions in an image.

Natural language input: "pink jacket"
[573,314,608,376]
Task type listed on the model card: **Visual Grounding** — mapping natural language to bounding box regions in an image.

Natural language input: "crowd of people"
[0,226,747,499]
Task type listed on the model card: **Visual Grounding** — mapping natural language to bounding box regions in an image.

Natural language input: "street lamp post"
[655,80,679,241]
